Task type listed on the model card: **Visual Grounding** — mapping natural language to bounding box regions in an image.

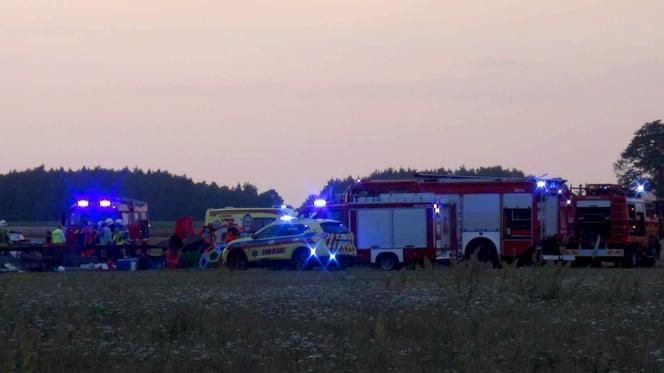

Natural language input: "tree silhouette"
[0,167,283,221]
[614,120,664,194]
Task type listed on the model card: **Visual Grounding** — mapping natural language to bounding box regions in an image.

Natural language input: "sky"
[1,0,663,204]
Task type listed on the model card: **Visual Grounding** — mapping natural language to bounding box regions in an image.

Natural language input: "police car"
[222,218,356,270]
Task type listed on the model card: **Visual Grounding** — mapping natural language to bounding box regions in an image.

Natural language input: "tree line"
[0,167,282,221]
[1,120,659,221]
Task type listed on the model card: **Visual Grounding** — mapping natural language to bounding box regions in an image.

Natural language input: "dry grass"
[1,264,664,372]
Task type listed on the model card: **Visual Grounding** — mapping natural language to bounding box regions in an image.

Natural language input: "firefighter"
[51,224,66,245]
[80,222,96,257]
[113,219,128,246]
[0,220,9,247]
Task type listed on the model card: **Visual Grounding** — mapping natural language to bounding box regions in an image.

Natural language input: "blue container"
[117,258,139,271]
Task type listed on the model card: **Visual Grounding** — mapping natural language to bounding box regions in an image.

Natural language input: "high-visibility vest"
[52,228,66,244]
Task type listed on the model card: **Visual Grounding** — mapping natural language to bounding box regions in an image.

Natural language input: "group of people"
[49,218,130,254]
[200,218,243,246]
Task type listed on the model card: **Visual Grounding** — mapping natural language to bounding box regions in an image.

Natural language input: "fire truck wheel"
[291,248,312,271]
[465,239,498,268]
[226,250,248,271]
[376,253,399,271]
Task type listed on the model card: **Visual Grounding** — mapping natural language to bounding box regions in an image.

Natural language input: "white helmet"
[105,218,114,225]
[0,220,6,227]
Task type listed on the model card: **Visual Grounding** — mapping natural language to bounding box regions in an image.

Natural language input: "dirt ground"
[1,263,664,372]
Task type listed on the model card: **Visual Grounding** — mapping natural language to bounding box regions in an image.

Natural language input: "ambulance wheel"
[292,248,312,271]
[226,250,248,271]
[376,253,398,271]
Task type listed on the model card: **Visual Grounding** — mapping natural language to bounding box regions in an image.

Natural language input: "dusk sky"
[1,1,663,204]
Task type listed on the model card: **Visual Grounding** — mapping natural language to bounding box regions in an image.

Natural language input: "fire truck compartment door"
[393,208,427,248]
[462,194,500,232]
[544,195,559,237]
[357,209,392,249]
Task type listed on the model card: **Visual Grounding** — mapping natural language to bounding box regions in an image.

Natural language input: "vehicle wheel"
[465,239,499,268]
[377,253,398,271]
[226,250,248,271]
[291,248,312,271]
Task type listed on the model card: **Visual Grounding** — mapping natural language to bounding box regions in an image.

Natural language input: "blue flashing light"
[280,204,287,209]
[536,180,546,189]
[330,253,336,260]
[280,215,295,221]
[636,184,645,193]
[77,200,90,208]
[310,247,317,257]
[566,199,572,205]
[99,199,112,208]
[314,199,327,208]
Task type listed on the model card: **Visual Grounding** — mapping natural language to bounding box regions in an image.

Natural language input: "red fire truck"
[313,174,572,270]
[65,197,150,246]
[558,184,661,267]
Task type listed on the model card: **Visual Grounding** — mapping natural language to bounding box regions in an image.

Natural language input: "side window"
[255,225,280,240]
[276,224,307,237]
[504,208,532,238]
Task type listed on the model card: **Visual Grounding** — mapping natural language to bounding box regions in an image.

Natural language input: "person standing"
[51,225,66,245]
[226,221,242,243]
[0,220,9,247]
[99,222,113,246]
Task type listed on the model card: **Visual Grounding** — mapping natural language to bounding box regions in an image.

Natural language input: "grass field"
[1,263,664,372]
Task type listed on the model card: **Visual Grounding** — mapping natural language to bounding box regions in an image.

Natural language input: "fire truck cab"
[316,175,571,270]
[564,184,661,267]
[66,197,150,246]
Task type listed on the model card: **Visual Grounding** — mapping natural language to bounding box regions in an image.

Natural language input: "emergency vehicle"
[313,174,571,270]
[554,184,661,267]
[221,218,356,270]
[66,197,150,246]
[204,207,283,241]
